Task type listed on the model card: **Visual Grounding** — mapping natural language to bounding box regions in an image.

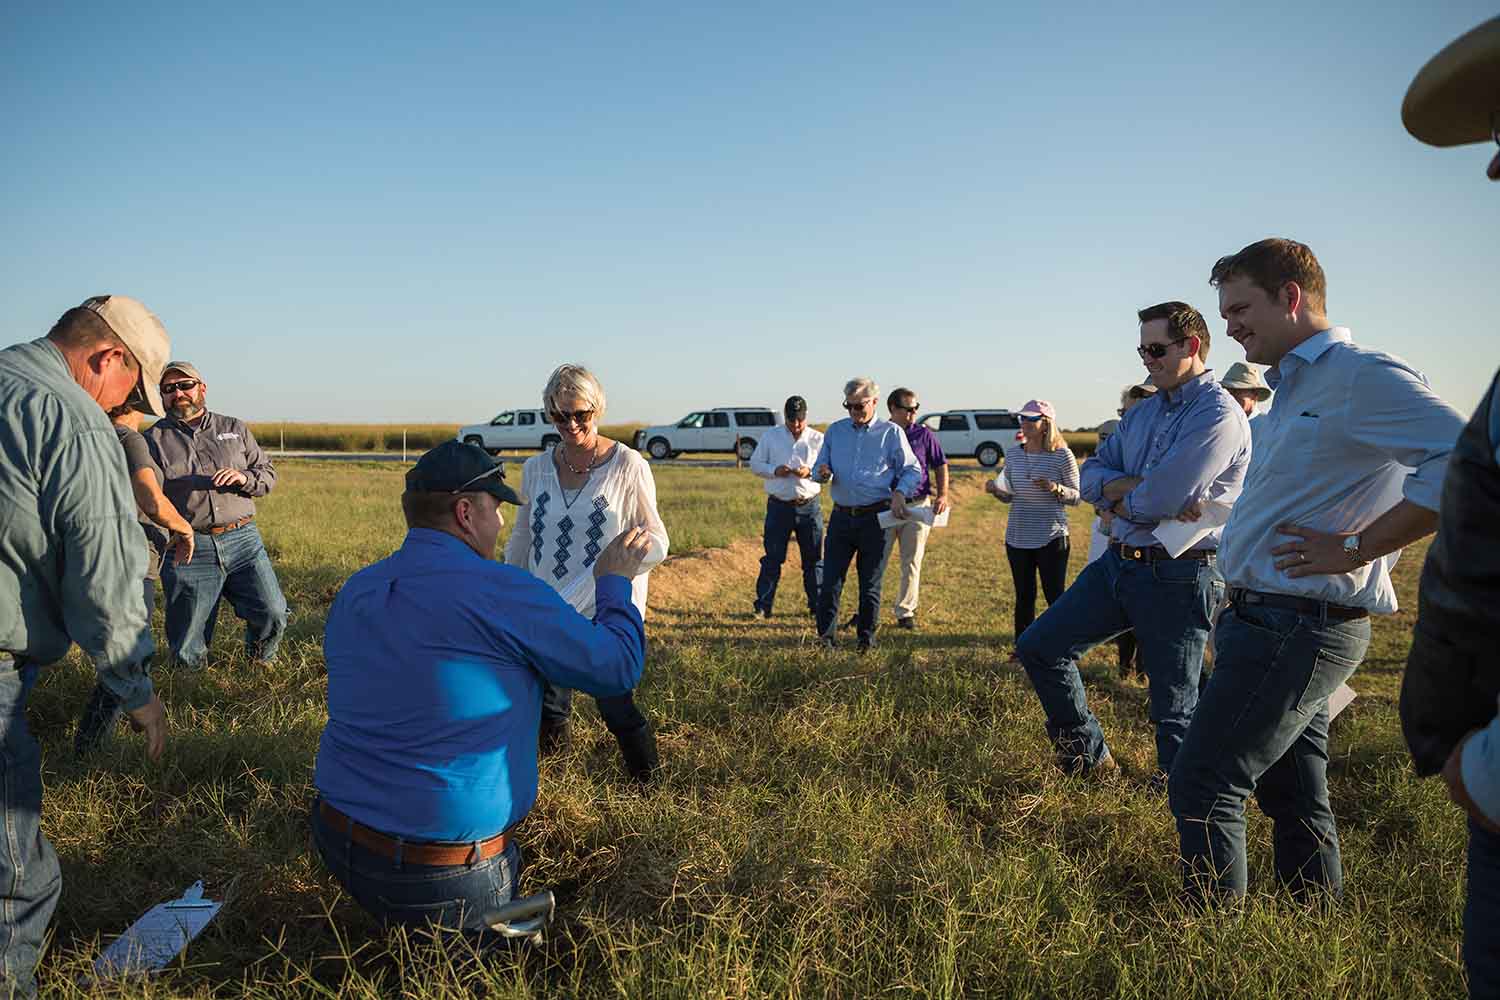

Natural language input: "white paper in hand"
[877,506,950,530]
[94,881,221,979]
[1151,500,1234,558]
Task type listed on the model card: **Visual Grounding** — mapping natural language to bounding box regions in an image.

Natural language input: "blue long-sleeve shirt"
[314,529,645,841]
[812,417,922,507]
[1080,370,1251,549]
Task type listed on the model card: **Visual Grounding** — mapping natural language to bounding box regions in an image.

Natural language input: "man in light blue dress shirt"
[1168,238,1466,903]
[812,377,921,653]
[1017,302,1249,779]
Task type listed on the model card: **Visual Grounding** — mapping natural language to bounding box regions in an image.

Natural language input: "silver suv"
[634,407,779,461]
[918,409,1020,467]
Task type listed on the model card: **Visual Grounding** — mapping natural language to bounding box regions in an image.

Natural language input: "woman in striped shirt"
[984,399,1079,656]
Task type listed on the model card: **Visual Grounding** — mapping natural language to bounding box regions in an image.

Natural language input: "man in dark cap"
[748,396,826,619]
[311,441,653,935]
[1398,16,1500,996]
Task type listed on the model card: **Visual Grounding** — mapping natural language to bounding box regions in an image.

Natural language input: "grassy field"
[27,461,1467,997]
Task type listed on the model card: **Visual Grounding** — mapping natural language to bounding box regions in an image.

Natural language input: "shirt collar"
[1161,369,1216,409]
[1266,327,1350,390]
[404,527,484,561]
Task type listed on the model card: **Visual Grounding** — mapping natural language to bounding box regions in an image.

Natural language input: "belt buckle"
[1129,546,1144,561]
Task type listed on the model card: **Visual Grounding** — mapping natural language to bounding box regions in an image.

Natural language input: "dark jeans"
[1168,602,1370,900]
[816,507,895,647]
[310,799,520,936]
[1015,548,1222,774]
[76,577,157,753]
[1468,818,1500,999]
[161,523,287,667]
[755,497,824,616]
[540,685,647,736]
[1005,536,1070,639]
[0,658,60,998]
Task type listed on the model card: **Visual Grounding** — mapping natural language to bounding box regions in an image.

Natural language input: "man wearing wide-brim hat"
[0,296,173,995]
[1398,15,1500,997]
[1219,362,1273,448]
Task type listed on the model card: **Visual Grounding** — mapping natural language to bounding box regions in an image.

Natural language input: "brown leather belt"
[204,516,253,536]
[318,800,509,866]
[834,501,891,517]
[1115,543,1215,562]
[770,495,816,507]
[1228,587,1369,622]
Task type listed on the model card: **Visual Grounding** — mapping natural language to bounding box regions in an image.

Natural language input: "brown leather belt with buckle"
[318,800,509,866]
[205,516,253,536]
[771,495,816,507]
[1228,587,1369,622]
[1115,543,1215,562]
[834,501,892,517]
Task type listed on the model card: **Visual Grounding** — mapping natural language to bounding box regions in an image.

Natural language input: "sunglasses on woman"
[549,408,595,426]
[1136,336,1189,360]
[1019,413,1044,423]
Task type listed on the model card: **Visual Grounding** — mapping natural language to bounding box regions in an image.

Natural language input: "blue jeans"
[816,508,895,646]
[1016,549,1222,774]
[161,522,287,667]
[1468,818,1500,998]
[1168,602,1369,900]
[755,497,824,615]
[310,799,520,936]
[539,685,647,735]
[0,659,60,997]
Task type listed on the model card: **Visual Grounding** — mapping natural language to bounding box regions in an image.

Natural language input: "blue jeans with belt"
[0,658,60,998]
[1468,818,1500,999]
[1015,547,1223,774]
[755,496,824,616]
[310,799,520,936]
[160,522,288,667]
[816,507,894,646]
[1168,601,1370,900]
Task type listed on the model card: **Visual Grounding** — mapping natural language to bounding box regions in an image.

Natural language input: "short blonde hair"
[543,363,606,421]
[843,376,878,401]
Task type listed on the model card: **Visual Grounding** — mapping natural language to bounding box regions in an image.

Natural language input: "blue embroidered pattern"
[552,514,575,581]
[583,495,610,566]
[531,491,550,567]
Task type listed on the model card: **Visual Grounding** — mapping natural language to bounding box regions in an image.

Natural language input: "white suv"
[918,409,1020,467]
[457,409,560,453]
[634,407,779,461]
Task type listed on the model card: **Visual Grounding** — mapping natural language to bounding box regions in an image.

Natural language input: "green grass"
[26,466,1467,997]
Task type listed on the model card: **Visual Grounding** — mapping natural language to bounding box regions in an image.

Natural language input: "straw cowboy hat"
[1402,16,1500,178]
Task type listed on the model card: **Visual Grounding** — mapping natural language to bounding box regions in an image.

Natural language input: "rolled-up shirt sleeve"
[1347,359,1466,513]
[1079,421,1127,505]
[236,422,277,498]
[1123,403,1246,523]
[43,433,155,709]
[1462,704,1500,826]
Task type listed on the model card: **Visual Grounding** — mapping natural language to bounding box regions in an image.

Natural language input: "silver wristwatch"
[1342,533,1366,565]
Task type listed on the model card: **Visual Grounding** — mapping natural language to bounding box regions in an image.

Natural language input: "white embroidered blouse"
[503,445,670,617]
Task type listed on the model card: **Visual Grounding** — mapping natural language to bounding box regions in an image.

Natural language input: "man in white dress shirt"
[1168,237,1466,902]
[749,396,826,618]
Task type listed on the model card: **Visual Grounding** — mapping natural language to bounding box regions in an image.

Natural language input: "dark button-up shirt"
[314,529,646,841]
[145,411,276,530]
[0,338,154,709]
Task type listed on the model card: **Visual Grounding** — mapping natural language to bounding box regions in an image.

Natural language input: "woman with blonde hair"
[985,399,1079,656]
[505,363,670,783]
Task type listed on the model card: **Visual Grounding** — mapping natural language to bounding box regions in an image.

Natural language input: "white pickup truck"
[634,407,779,461]
[457,409,560,454]
[918,409,1021,467]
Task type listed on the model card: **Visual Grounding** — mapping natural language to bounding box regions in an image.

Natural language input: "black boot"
[538,717,572,757]
[614,723,660,786]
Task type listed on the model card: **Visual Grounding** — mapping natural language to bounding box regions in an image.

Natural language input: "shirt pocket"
[1273,415,1325,478]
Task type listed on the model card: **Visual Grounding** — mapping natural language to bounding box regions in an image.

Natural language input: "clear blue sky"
[3,2,1495,429]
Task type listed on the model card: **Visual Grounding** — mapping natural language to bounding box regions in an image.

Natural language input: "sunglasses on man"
[161,379,201,395]
[842,397,875,411]
[1136,336,1190,360]
[891,401,920,413]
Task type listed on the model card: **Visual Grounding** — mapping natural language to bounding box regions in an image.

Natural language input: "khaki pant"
[885,498,932,619]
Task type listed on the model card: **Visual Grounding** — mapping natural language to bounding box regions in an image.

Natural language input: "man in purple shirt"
[883,387,949,629]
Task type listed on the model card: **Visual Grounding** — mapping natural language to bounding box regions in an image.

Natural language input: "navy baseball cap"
[407,441,521,504]
[784,395,808,419]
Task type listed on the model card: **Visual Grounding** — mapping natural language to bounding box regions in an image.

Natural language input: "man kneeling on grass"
[311,441,651,937]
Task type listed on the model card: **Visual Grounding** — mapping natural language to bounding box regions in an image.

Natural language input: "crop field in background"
[27,460,1465,997]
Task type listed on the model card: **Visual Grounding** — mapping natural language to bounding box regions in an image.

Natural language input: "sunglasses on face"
[842,398,874,410]
[549,408,595,426]
[1019,413,1044,423]
[892,402,920,413]
[161,379,200,395]
[1136,336,1189,360]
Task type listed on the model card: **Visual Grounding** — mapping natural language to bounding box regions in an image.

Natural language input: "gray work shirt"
[114,425,167,580]
[145,412,276,531]
[0,338,155,709]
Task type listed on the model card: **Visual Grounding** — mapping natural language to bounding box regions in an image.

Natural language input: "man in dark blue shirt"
[312,441,652,936]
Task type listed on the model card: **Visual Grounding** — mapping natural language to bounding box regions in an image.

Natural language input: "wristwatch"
[1342,533,1366,565]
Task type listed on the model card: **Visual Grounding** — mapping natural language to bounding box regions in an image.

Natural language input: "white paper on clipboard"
[1151,500,1234,558]
[93,881,222,979]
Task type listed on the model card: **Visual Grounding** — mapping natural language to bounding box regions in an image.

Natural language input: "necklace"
[560,440,605,475]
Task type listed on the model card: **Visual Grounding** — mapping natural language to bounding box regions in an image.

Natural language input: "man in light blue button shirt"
[1168,238,1466,904]
[811,377,921,652]
[1016,302,1249,779]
